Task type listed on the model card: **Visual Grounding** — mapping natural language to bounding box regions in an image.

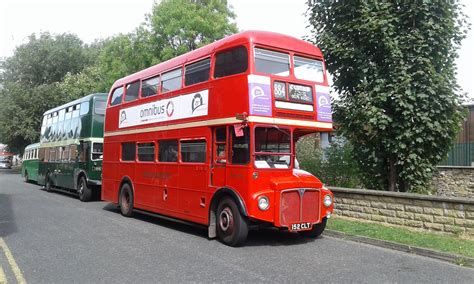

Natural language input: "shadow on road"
[102,203,316,247]
[0,194,17,237]
[0,168,21,175]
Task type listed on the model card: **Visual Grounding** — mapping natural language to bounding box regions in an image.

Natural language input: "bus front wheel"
[78,176,92,202]
[119,183,134,217]
[24,171,28,182]
[299,217,327,238]
[216,197,248,247]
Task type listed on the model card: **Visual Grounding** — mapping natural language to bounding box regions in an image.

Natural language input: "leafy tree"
[2,33,91,86]
[307,1,469,191]
[147,0,238,60]
[0,33,93,152]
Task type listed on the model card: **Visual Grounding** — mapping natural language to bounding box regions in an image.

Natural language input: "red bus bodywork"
[102,31,334,245]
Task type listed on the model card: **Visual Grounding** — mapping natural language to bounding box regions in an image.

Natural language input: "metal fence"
[439,143,474,167]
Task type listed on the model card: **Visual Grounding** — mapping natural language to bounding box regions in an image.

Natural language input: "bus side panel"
[177,163,209,223]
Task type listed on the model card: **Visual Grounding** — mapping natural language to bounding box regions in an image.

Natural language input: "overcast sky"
[0,0,472,97]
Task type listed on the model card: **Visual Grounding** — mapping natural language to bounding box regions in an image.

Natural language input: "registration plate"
[289,222,312,231]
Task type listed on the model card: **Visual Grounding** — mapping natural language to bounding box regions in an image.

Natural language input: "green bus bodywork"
[38,93,107,201]
[22,143,40,182]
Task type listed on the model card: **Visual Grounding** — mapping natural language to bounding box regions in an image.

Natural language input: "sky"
[0,0,473,97]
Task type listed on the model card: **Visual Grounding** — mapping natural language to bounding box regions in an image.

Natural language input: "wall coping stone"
[437,165,474,169]
[329,186,474,204]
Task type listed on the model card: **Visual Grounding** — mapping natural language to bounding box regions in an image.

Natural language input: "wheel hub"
[219,207,234,232]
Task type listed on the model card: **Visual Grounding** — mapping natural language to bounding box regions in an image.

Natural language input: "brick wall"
[330,187,474,238]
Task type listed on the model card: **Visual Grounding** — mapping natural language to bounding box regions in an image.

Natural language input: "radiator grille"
[280,189,320,227]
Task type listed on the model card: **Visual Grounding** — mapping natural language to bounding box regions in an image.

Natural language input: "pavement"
[0,168,473,283]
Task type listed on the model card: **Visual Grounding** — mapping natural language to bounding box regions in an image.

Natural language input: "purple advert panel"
[248,75,272,116]
[316,85,332,122]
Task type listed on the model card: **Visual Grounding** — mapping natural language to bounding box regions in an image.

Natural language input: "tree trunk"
[388,157,397,191]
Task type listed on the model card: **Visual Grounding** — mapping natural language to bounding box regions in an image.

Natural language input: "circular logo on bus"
[166,101,174,117]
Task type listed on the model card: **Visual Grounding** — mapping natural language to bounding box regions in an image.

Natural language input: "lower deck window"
[181,140,206,163]
[159,140,178,162]
[138,142,155,162]
[121,142,136,161]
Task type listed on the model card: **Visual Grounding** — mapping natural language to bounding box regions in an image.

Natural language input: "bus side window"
[231,126,250,164]
[142,76,160,98]
[121,142,136,161]
[158,140,178,162]
[181,140,206,163]
[161,68,182,93]
[125,81,140,102]
[185,58,210,86]
[214,46,248,78]
[110,87,124,106]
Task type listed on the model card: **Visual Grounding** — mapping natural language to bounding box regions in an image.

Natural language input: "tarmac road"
[0,169,473,283]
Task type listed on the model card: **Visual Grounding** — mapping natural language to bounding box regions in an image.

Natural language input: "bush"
[297,135,362,188]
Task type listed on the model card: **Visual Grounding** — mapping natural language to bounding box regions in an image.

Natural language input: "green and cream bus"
[38,93,107,201]
[22,143,40,182]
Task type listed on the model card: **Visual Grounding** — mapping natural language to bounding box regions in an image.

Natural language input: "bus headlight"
[258,196,270,211]
[323,194,333,207]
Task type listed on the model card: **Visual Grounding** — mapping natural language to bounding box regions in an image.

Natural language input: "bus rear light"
[258,196,270,211]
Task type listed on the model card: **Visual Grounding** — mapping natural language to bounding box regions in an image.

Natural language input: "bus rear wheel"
[216,197,248,247]
[299,217,327,238]
[119,183,134,217]
[78,176,92,202]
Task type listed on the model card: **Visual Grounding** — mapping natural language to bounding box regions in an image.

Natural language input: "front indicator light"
[258,196,270,211]
[323,194,333,207]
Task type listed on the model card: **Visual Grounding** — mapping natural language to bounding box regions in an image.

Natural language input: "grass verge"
[326,217,474,258]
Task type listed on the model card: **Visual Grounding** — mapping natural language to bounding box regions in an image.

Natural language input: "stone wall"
[330,187,474,238]
[431,166,474,199]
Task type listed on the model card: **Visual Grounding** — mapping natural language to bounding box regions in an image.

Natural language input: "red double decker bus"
[102,31,334,246]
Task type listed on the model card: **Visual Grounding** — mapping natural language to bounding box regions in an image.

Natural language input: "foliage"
[307,1,470,191]
[297,135,362,188]
[147,0,238,61]
[2,33,92,86]
[0,33,93,152]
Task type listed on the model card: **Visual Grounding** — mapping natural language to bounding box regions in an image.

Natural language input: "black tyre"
[78,176,92,202]
[216,197,248,247]
[119,183,134,217]
[24,170,28,182]
[45,173,53,192]
[299,217,327,238]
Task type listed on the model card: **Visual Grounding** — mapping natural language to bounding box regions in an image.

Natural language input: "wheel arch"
[74,169,87,190]
[118,176,135,203]
[208,187,248,239]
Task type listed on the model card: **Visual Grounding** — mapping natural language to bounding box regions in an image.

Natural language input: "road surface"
[0,169,473,283]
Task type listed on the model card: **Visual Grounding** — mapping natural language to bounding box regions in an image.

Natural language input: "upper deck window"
[110,87,124,106]
[254,48,290,77]
[94,99,106,115]
[162,68,182,93]
[185,58,210,86]
[125,81,140,102]
[214,46,248,78]
[294,56,324,82]
[142,76,160,97]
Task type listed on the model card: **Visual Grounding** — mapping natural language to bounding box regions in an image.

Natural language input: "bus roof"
[111,30,324,89]
[43,93,108,116]
[25,143,40,150]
